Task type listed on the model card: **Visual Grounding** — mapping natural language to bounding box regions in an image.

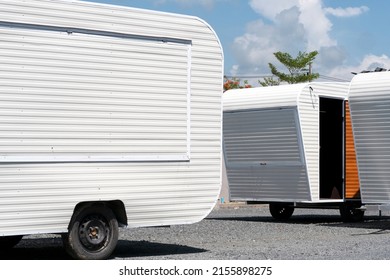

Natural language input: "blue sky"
[84,0,390,82]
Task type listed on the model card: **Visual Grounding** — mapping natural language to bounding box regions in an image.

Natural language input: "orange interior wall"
[345,101,361,199]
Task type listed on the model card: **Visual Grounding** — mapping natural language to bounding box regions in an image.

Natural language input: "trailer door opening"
[319,97,344,199]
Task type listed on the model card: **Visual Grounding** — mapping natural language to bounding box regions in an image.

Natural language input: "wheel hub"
[89,226,99,239]
[79,215,109,250]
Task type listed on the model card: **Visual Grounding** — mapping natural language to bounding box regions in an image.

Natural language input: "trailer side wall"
[0,0,223,236]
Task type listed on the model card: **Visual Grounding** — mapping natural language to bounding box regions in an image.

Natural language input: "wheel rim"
[278,208,288,215]
[78,214,110,252]
[270,203,294,220]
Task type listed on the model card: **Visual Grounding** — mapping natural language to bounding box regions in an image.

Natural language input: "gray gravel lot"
[2,204,390,260]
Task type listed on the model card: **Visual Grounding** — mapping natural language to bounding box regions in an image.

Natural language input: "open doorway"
[319,98,344,199]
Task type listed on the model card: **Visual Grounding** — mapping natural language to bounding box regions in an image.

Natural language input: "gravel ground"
[2,204,390,260]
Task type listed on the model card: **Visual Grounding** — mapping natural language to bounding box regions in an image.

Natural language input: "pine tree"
[261,51,320,86]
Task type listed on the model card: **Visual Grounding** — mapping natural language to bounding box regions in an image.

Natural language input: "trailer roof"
[223,83,307,112]
[223,82,349,112]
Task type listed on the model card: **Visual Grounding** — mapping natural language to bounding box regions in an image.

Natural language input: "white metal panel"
[227,167,310,201]
[224,109,310,202]
[297,82,349,201]
[0,26,191,162]
[223,83,306,112]
[349,72,390,204]
[297,85,319,201]
[0,0,223,235]
[224,110,303,163]
[310,82,349,100]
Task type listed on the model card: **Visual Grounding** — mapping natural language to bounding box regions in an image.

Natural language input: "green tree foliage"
[261,51,320,86]
[259,76,280,87]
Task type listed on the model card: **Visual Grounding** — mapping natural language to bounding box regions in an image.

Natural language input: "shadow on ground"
[0,238,206,260]
[206,214,342,224]
[114,240,206,259]
[207,213,390,232]
[326,218,390,234]
[0,237,70,260]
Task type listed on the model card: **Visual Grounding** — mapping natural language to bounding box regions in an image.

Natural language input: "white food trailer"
[349,70,390,211]
[0,0,223,259]
[223,82,366,221]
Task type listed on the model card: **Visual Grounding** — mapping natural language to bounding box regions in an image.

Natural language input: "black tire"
[339,204,364,222]
[0,235,23,250]
[269,203,294,221]
[62,204,119,260]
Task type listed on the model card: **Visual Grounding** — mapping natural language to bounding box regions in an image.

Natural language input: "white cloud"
[230,7,306,76]
[329,54,390,80]
[231,0,373,80]
[325,6,369,17]
[298,0,335,50]
[249,0,298,20]
[249,0,335,51]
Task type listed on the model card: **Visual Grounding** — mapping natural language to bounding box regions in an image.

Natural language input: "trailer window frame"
[0,23,192,163]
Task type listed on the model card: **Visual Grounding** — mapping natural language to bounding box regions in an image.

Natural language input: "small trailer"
[0,0,223,259]
[223,82,365,221]
[349,70,390,211]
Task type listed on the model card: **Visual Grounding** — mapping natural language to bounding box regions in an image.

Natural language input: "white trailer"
[349,70,390,211]
[223,82,366,221]
[0,0,223,259]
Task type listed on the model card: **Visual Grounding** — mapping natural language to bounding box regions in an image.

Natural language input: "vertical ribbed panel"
[349,72,390,204]
[0,0,223,235]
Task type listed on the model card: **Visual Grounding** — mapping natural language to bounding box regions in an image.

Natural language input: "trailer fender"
[68,200,128,229]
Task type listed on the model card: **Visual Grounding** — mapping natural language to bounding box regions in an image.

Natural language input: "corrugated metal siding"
[224,109,310,202]
[0,26,190,161]
[224,110,303,163]
[0,0,223,235]
[223,84,306,112]
[223,82,349,203]
[226,167,309,201]
[297,85,319,200]
[349,72,390,204]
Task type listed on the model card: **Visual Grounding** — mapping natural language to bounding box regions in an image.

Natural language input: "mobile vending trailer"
[0,0,223,259]
[223,82,365,221]
[349,71,390,211]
